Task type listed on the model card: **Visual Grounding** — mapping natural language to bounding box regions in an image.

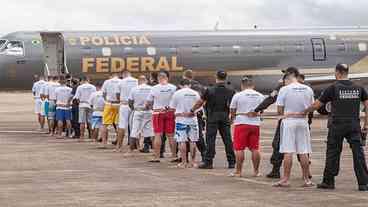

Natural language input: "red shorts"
[152,111,175,134]
[233,124,260,151]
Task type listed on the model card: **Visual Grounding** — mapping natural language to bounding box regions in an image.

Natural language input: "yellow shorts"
[102,104,119,125]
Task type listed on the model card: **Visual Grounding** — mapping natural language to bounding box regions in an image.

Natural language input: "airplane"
[1,27,368,97]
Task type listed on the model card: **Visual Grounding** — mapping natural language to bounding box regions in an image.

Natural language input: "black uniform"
[188,79,206,160]
[319,80,368,186]
[254,84,284,169]
[201,82,236,166]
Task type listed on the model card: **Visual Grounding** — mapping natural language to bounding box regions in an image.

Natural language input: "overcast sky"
[1,0,367,36]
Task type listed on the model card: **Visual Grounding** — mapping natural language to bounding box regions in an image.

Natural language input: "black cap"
[282,67,300,77]
[216,70,227,80]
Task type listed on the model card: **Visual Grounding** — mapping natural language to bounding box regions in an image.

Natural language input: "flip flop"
[228,172,242,177]
[253,172,262,177]
[272,182,290,188]
[148,159,160,163]
[302,182,315,187]
[176,163,187,168]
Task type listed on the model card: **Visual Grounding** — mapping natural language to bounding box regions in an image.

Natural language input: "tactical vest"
[331,81,362,121]
[206,84,234,113]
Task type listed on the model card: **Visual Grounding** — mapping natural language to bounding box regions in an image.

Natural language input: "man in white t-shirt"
[170,79,201,168]
[146,70,177,162]
[274,71,314,187]
[74,76,96,141]
[44,76,60,135]
[128,75,154,153]
[115,71,138,152]
[100,74,121,148]
[229,77,265,177]
[32,76,47,131]
[88,82,105,142]
[55,77,73,138]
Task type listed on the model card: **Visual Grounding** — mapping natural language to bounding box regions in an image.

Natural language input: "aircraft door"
[311,38,326,61]
[40,33,66,76]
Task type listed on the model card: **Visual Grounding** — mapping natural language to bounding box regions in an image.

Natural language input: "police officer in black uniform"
[304,63,368,191]
[191,70,236,169]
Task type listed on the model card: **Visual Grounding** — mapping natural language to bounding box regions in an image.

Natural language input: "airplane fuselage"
[1,29,368,94]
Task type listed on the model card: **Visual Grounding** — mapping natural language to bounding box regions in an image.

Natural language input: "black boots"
[198,160,213,169]
[266,166,281,178]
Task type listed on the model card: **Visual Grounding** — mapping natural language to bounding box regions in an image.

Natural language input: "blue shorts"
[56,109,71,121]
[91,116,103,129]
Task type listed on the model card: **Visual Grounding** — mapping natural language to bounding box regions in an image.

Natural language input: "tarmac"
[0,92,368,207]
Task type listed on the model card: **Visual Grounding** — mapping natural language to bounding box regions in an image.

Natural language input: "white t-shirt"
[101,77,121,102]
[89,91,105,116]
[129,84,153,109]
[147,83,177,110]
[45,82,60,101]
[118,76,138,103]
[32,80,47,99]
[230,89,265,126]
[276,82,314,117]
[170,87,200,125]
[74,83,97,108]
[55,85,73,109]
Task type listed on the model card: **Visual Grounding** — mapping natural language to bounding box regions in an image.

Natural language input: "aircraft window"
[233,45,240,54]
[212,45,221,53]
[275,45,284,53]
[359,43,367,52]
[252,45,261,53]
[0,39,7,49]
[314,43,323,52]
[102,47,112,57]
[296,44,304,52]
[147,47,156,56]
[1,41,24,56]
[192,45,200,54]
[124,47,134,55]
[337,43,346,52]
[169,47,177,54]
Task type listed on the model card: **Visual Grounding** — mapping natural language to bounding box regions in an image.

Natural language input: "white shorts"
[79,107,92,124]
[118,105,131,129]
[130,111,154,138]
[280,119,312,154]
[174,122,199,143]
[34,99,42,114]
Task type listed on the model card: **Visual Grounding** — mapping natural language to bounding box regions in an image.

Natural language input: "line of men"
[32,64,368,191]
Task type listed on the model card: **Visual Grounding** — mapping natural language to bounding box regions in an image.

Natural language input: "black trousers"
[323,121,368,185]
[270,119,284,168]
[71,105,80,137]
[204,113,235,164]
[196,112,206,159]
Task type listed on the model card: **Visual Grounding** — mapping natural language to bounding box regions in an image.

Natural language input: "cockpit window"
[0,39,6,49]
[0,40,24,56]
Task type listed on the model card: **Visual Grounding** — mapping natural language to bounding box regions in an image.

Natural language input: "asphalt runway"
[0,92,367,207]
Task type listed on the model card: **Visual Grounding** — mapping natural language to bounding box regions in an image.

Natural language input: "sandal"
[272,182,290,188]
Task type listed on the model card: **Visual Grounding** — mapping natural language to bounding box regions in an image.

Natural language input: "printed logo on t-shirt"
[339,90,360,99]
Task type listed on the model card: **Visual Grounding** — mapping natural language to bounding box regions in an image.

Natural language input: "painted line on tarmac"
[0,130,41,134]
